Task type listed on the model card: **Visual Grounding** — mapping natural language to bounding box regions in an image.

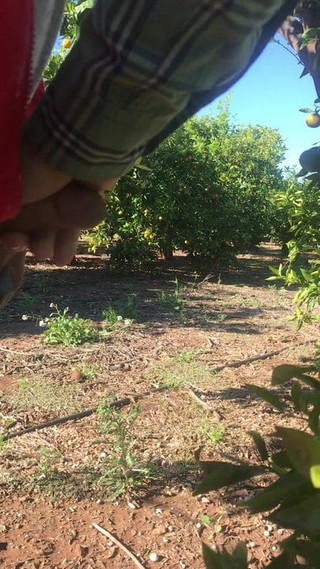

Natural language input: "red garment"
[0,1,34,222]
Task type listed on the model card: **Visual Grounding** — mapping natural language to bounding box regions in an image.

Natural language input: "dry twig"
[93,523,146,569]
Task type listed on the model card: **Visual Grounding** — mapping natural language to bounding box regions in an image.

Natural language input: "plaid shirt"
[25,0,298,182]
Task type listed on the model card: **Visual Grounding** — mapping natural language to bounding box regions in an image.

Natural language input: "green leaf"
[202,543,248,569]
[263,551,296,568]
[290,382,307,413]
[271,450,292,470]
[202,543,223,569]
[269,494,320,534]
[310,464,320,489]
[293,540,320,567]
[272,364,318,387]
[308,401,320,436]
[245,384,285,412]
[194,462,265,494]
[245,472,307,513]
[276,427,320,485]
[201,514,211,526]
[248,431,268,461]
[232,543,248,568]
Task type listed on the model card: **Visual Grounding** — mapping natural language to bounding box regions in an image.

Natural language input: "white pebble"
[263,530,270,537]
[149,553,159,562]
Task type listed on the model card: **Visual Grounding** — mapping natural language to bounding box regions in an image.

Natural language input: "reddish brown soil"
[0,243,318,568]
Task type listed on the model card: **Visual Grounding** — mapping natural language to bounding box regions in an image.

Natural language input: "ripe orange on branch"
[62,38,72,49]
[306,113,320,128]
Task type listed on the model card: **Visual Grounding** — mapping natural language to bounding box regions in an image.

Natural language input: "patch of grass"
[267,284,288,295]
[43,304,99,346]
[146,357,215,390]
[8,377,84,414]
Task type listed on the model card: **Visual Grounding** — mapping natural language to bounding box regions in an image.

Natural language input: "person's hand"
[0,183,107,307]
[13,143,117,262]
[0,142,118,307]
[0,182,107,261]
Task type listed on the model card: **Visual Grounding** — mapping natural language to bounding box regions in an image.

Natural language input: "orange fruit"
[306,113,320,128]
[62,38,72,49]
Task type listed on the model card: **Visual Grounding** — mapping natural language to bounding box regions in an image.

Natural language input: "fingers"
[29,231,56,261]
[4,229,79,265]
[52,228,80,266]
[0,232,30,251]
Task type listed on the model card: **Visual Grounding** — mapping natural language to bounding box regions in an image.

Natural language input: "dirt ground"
[0,243,318,569]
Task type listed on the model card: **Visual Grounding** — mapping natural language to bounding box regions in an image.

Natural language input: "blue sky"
[199,36,318,170]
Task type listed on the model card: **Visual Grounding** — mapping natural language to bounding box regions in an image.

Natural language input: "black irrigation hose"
[2,338,317,442]
[2,386,168,442]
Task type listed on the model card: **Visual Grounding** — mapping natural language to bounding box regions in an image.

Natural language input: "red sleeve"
[0,1,34,222]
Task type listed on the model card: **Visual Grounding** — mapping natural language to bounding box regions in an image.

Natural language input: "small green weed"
[267,283,287,295]
[175,350,201,363]
[200,514,223,534]
[39,447,62,477]
[32,272,49,294]
[122,293,138,320]
[102,293,136,331]
[199,313,211,326]
[77,364,98,380]
[97,399,156,498]
[102,306,119,328]
[156,277,184,312]
[43,304,99,346]
[202,423,225,444]
[215,313,227,322]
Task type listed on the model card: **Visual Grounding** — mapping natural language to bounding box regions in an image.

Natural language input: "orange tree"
[88,103,286,271]
[44,0,92,85]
